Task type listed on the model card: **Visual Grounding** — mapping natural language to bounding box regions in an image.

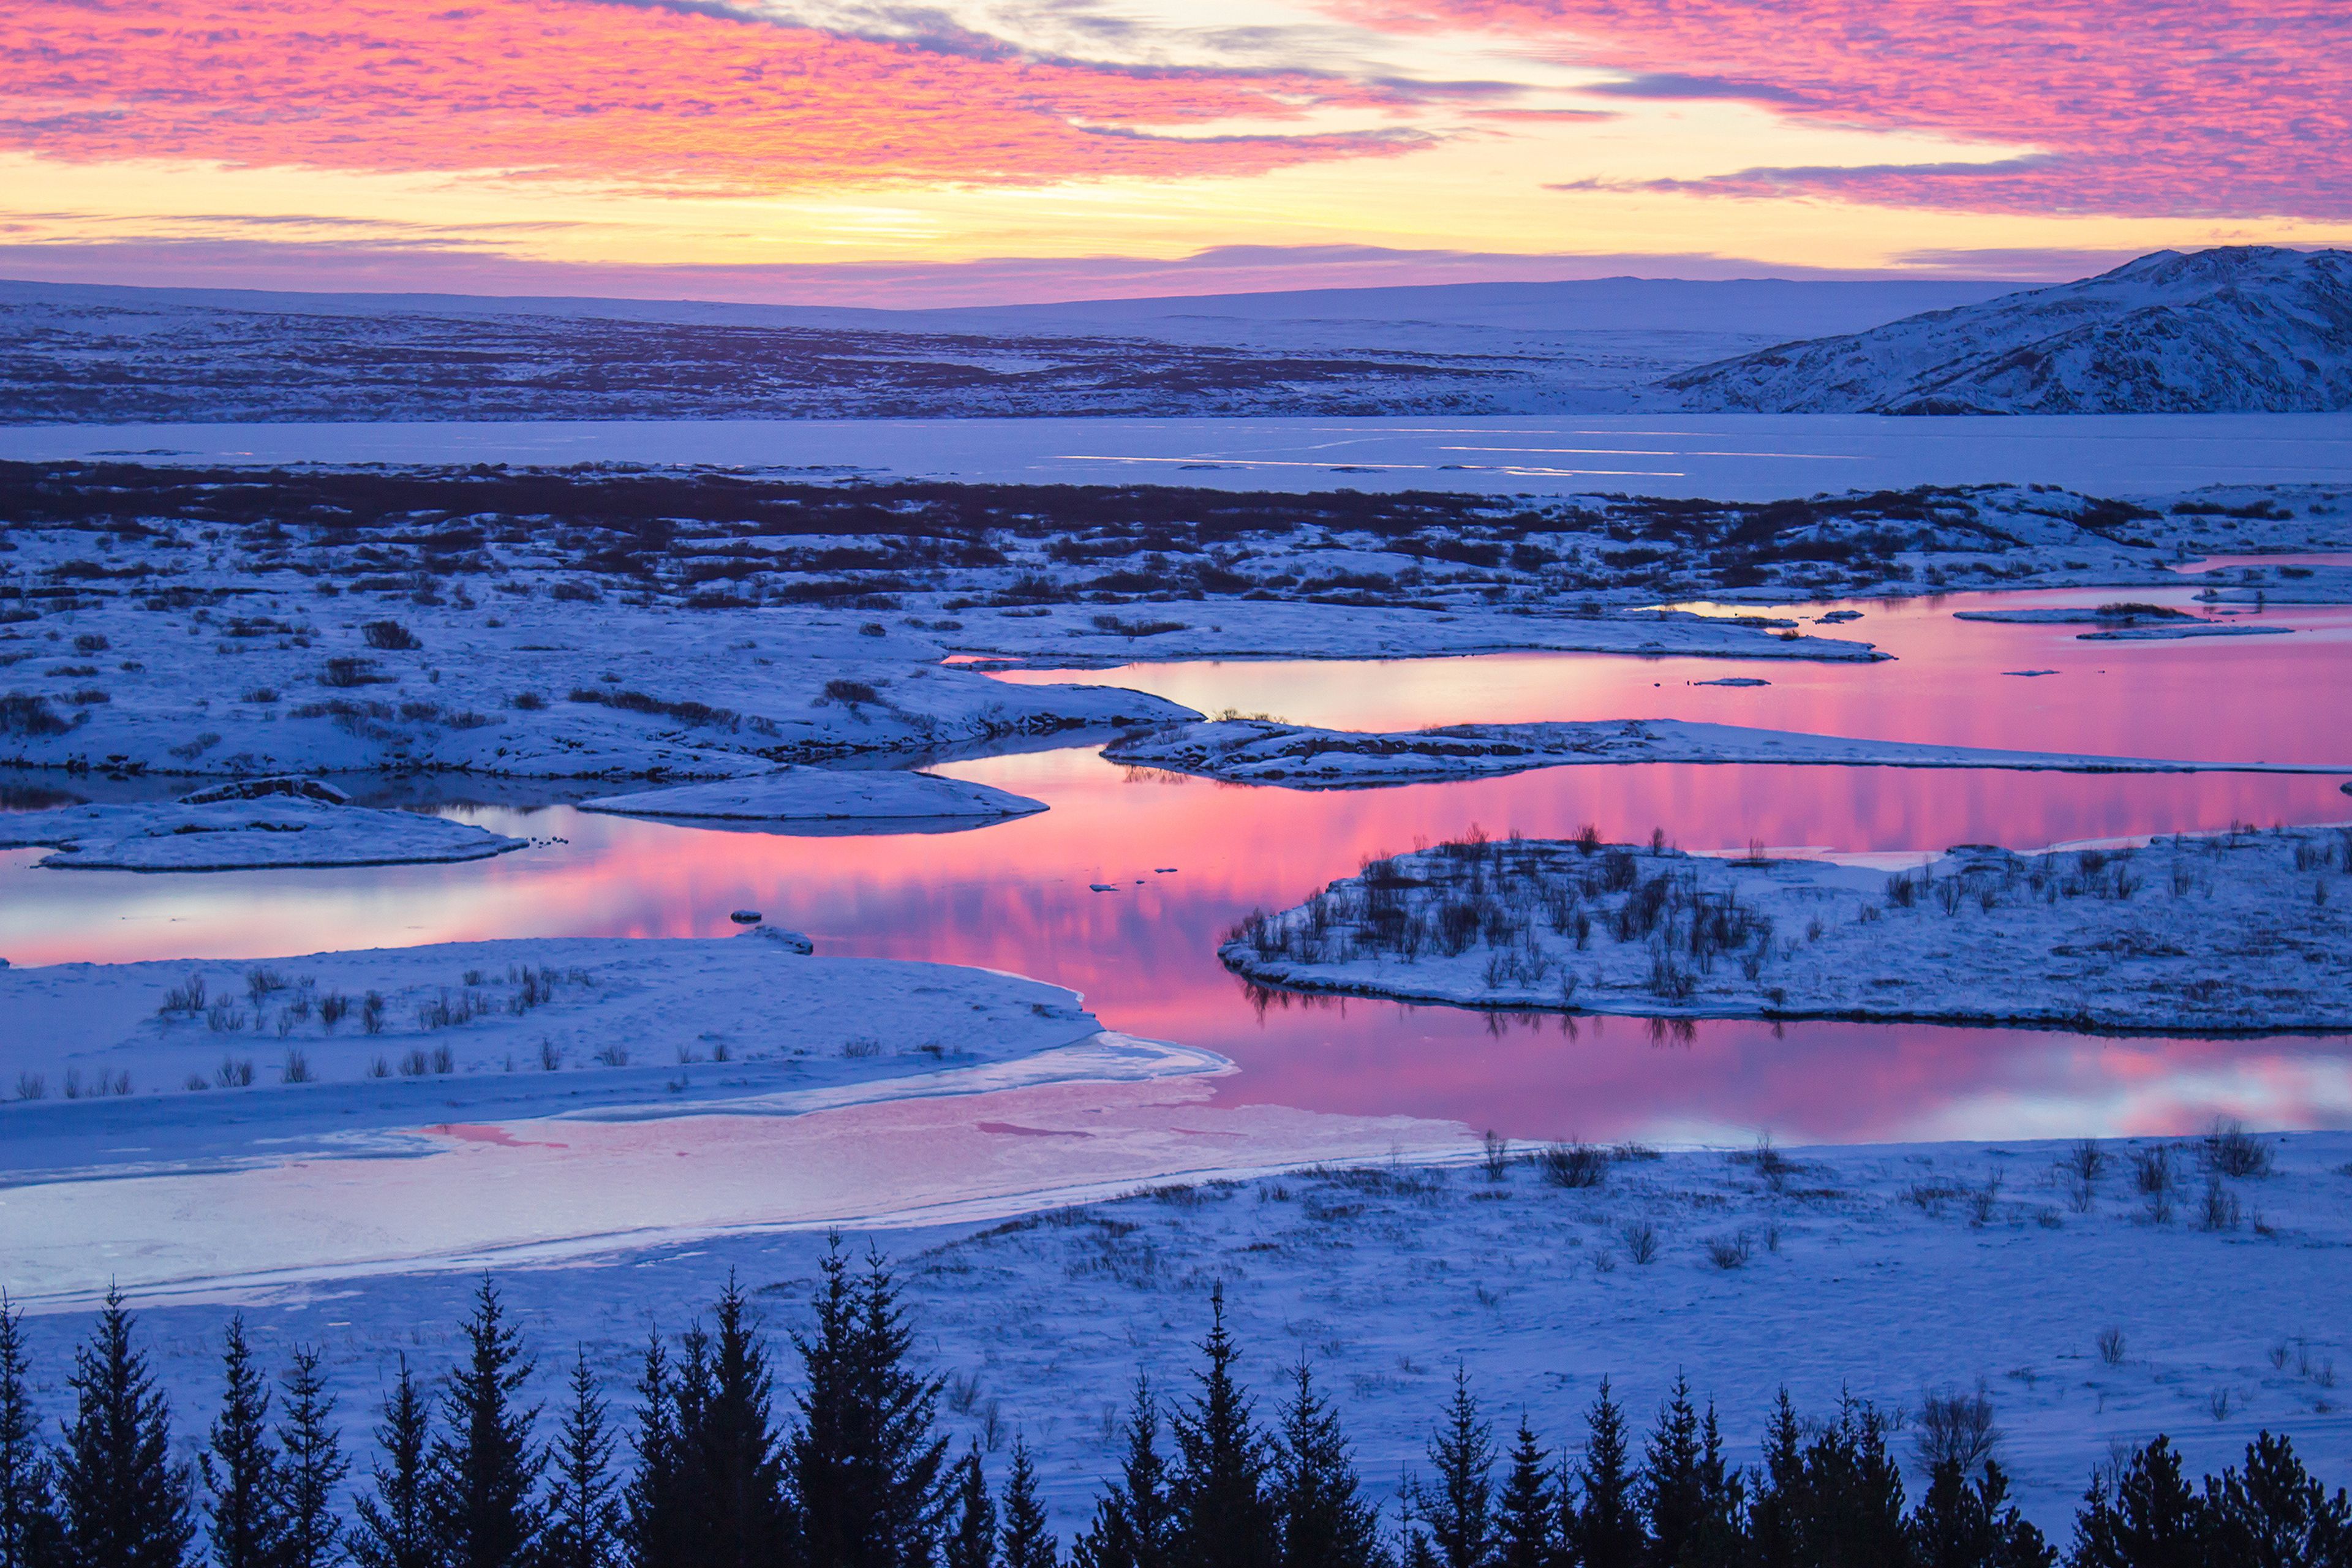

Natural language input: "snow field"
[6,1130,2346,1538]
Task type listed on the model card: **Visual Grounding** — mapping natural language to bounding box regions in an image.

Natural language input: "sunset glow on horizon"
[3,0,2349,303]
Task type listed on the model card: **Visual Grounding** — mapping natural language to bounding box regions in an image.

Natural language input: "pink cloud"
[1359,0,2352,219]
[0,0,1424,192]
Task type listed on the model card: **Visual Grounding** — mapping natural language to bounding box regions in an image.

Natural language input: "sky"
[2,0,2348,305]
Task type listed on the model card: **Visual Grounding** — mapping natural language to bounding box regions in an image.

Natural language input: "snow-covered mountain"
[1662,247,2352,413]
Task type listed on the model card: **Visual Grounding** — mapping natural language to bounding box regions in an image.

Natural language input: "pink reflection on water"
[989,589,2352,765]
[6,602,2350,1147]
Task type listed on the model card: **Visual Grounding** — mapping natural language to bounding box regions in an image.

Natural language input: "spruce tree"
[0,1295,61,1568]
[201,1318,284,1568]
[2203,1431,2352,1567]
[623,1337,690,1568]
[945,1448,994,1568]
[1070,1379,1175,1568]
[425,1280,543,1568]
[1270,1363,1384,1568]
[788,1239,949,1568]
[540,1352,621,1568]
[1907,1459,2052,1568]
[1165,1284,1276,1568]
[276,1348,345,1568]
[349,1359,432,1568]
[2068,1436,2207,1568]
[1686,1405,1744,1567]
[1800,1394,1905,1568]
[1413,1370,1492,1568]
[669,1280,791,1568]
[1571,1381,1642,1568]
[1638,1376,1701,1568]
[54,1287,194,1568]
[1000,1439,1057,1568]
[1743,1392,1805,1568]
[1491,1419,1557,1568]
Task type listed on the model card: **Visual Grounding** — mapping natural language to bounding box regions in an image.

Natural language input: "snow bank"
[581,765,1044,826]
[1221,827,2352,1031]
[0,937,1131,1182]
[943,599,1884,666]
[0,789,522,870]
[1105,718,2351,790]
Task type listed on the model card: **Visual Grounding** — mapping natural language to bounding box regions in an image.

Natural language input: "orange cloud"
[0,0,1423,192]
[1359,0,2352,219]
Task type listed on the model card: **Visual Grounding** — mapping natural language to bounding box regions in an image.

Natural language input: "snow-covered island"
[581,764,1045,827]
[1221,826,2352,1031]
[1104,717,2351,789]
[0,935,1187,1181]
[0,776,524,869]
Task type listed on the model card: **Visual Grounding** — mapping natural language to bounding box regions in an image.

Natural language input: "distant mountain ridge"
[1662,247,2352,414]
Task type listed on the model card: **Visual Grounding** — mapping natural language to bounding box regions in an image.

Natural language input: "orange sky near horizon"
[2,0,2348,302]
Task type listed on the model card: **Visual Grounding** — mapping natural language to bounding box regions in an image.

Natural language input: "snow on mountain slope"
[1662,247,2352,414]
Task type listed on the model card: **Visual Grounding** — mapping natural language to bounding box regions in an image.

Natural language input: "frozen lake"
[8,413,2352,500]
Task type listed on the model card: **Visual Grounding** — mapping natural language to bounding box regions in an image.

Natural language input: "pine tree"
[623,1337,690,1568]
[945,1448,994,1568]
[276,1348,345,1568]
[1571,1381,1642,1568]
[2203,1431,2352,1568]
[350,1360,432,1568]
[1801,1395,1905,1568]
[2068,1436,2207,1568]
[1744,1392,1805,1568]
[1686,1405,1744,1567]
[666,1280,792,1568]
[1908,1460,2052,1568]
[0,1295,62,1568]
[1413,1370,1493,1568]
[1638,1376,1701,1568]
[1000,1439,1057,1568]
[55,1287,194,1568]
[788,1238,950,1568]
[540,1352,621,1568]
[201,1318,284,1568]
[425,1280,542,1568]
[1166,1284,1276,1568]
[1491,1419,1557,1568]
[1270,1363,1384,1568]
[1070,1379,1175,1568]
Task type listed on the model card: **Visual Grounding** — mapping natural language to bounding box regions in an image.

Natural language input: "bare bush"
[1537,1143,1608,1189]
[1915,1382,2002,1472]
[2201,1118,2273,1178]
[1620,1221,1660,1264]
[2097,1328,2127,1367]
[1705,1233,1754,1270]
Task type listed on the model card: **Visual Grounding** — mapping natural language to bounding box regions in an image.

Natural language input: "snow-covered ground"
[1103,718,2351,788]
[1220,827,2352,1031]
[0,785,524,869]
[4,1131,2346,1539]
[581,766,1044,827]
[0,275,2025,423]
[0,937,1129,1186]
[7,463,2352,785]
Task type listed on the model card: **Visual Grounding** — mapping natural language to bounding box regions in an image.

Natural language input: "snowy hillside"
[1663,247,2352,414]
[0,276,2004,422]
